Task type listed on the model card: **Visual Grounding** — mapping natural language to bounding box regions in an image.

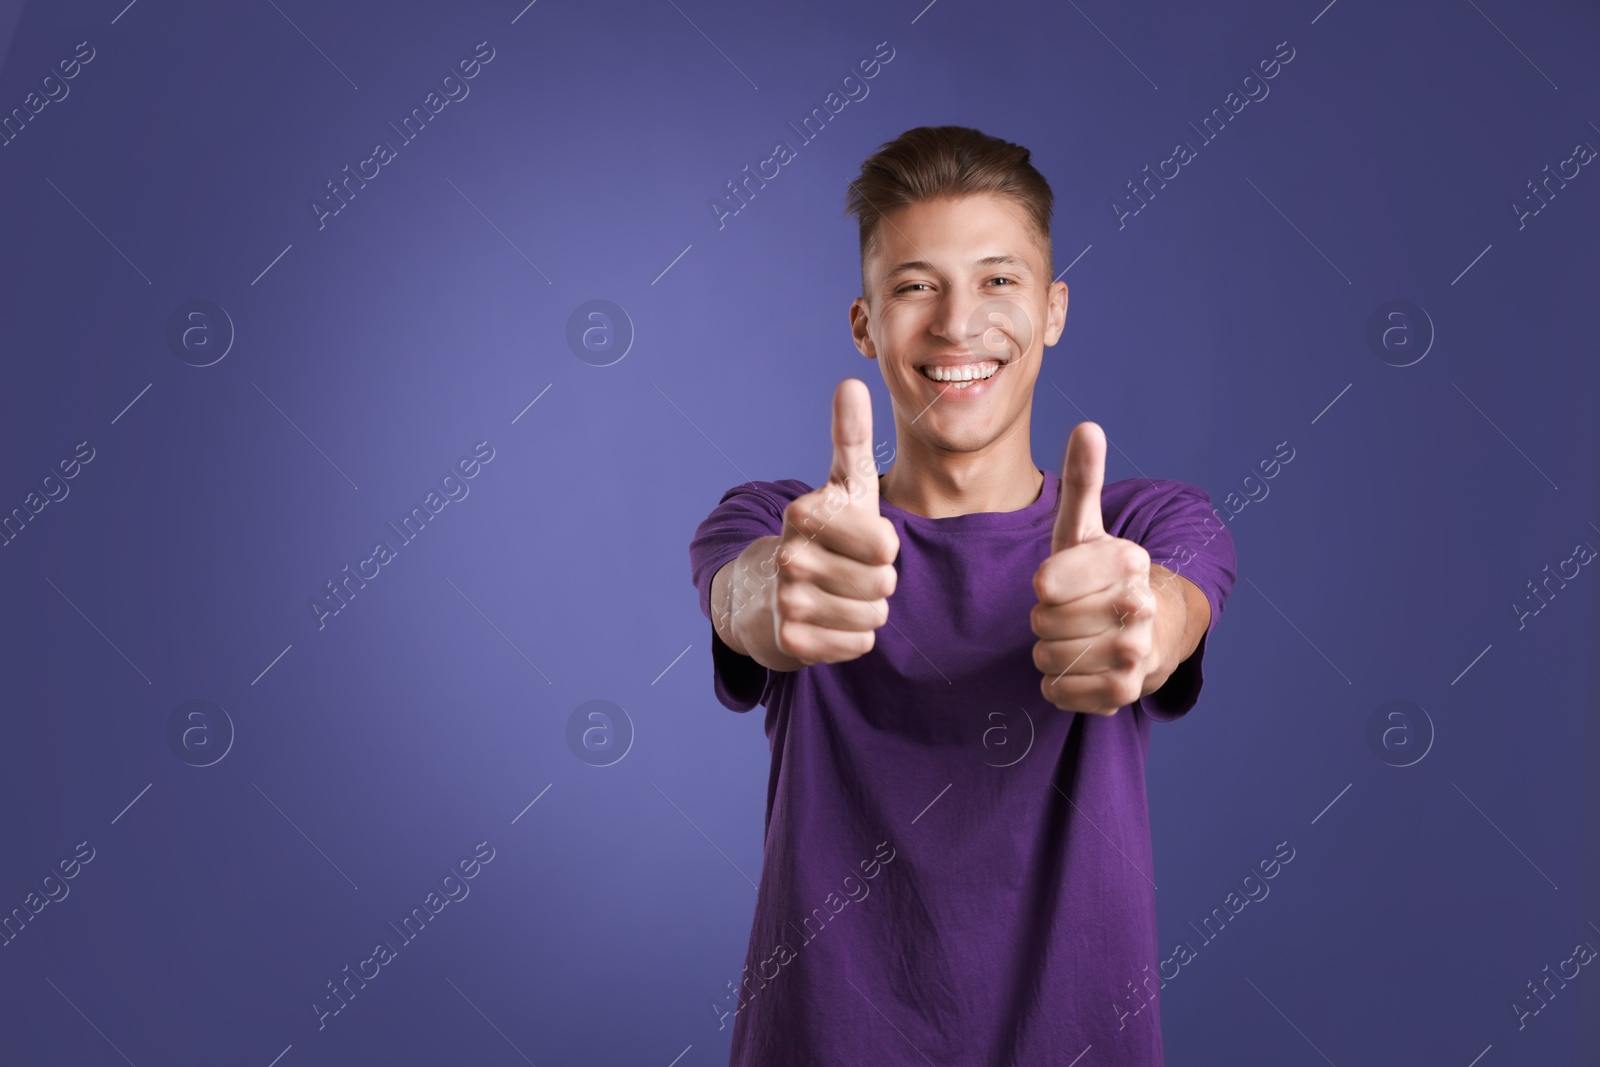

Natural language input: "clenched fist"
[770,379,901,666]
[1031,422,1160,715]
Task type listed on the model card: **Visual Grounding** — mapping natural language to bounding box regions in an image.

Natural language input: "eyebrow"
[882,254,1032,283]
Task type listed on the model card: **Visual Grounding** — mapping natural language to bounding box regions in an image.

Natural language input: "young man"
[688,126,1237,1066]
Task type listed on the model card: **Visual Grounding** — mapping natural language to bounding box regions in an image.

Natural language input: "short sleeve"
[1104,479,1238,723]
[688,481,793,712]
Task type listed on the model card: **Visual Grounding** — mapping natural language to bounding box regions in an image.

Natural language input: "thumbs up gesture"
[770,379,901,666]
[1030,422,1160,715]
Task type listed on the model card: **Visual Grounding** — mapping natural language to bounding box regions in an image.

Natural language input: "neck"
[878,418,1044,519]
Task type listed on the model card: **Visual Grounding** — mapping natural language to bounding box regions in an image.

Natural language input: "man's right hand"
[769,378,901,665]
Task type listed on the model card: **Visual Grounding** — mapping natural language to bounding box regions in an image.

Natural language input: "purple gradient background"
[1,0,1596,1064]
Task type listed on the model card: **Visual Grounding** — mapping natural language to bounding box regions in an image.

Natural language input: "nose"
[932,287,987,354]
[935,292,1027,362]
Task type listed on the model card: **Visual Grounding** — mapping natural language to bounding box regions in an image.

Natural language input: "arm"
[1140,564,1212,699]
[711,535,806,673]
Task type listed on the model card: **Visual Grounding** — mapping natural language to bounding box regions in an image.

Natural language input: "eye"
[896,282,932,293]
[987,276,1017,287]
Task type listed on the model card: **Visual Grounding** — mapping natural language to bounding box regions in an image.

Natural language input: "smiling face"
[850,193,1067,459]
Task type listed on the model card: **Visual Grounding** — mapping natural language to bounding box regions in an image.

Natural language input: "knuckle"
[775,619,803,656]
[775,584,807,620]
[877,565,898,599]
[1111,676,1142,707]
[779,544,812,581]
[874,522,900,564]
[1122,542,1150,575]
[1032,566,1054,603]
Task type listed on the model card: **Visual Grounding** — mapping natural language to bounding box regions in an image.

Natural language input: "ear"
[1043,279,1069,348]
[850,296,878,360]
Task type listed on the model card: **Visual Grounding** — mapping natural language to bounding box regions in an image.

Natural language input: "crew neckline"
[874,468,1059,532]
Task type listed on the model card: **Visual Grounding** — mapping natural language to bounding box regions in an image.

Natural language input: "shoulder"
[1101,477,1219,540]
[694,480,818,542]
[710,478,815,514]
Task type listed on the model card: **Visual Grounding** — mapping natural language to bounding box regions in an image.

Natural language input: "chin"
[924,425,999,454]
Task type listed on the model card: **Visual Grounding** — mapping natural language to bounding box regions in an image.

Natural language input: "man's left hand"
[1030,422,1165,715]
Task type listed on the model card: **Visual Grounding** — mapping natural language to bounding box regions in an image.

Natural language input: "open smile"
[916,358,1008,398]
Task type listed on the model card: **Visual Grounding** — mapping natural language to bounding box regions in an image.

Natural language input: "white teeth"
[921,361,1000,383]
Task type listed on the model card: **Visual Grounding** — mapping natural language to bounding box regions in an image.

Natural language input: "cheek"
[1002,358,1040,397]
[884,299,933,333]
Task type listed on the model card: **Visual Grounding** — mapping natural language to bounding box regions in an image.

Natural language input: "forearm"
[1140,564,1209,698]
[712,536,806,672]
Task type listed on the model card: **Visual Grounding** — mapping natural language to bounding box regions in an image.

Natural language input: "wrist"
[725,537,804,672]
[1141,567,1189,697]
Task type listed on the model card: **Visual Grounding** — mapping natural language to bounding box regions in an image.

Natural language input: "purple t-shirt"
[688,468,1237,1066]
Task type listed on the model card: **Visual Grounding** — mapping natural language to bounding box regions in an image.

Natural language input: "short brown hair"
[844,125,1054,291]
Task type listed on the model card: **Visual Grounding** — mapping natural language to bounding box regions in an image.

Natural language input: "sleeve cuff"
[1137,628,1207,723]
[710,622,768,713]
[1136,578,1223,724]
